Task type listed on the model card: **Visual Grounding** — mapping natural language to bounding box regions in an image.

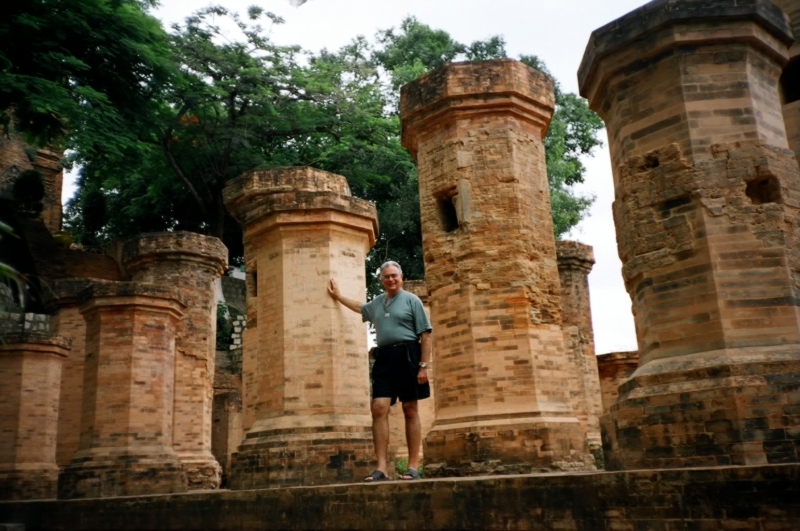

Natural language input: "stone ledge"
[0,331,71,352]
[122,232,228,274]
[1,464,797,530]
[578,0,793,96]
[556,241,595,271]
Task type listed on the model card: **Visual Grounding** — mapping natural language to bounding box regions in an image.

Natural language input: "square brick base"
[57,452,188,499]
[602,347,800,470]
[424,420,596,477]
[229,426,375,489]
[0,467,58,500]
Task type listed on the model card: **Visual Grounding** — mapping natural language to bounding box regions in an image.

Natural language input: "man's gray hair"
[380,261,403,276]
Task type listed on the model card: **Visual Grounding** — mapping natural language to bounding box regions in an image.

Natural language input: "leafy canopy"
[50,10,603,296]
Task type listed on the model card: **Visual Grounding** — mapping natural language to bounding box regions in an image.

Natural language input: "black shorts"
[371,341,431,405]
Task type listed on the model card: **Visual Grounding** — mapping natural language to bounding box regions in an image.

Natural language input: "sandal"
[400,468,420,480]
[363,470,389,482]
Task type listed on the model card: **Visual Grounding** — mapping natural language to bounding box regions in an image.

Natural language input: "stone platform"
[1,464,798,530]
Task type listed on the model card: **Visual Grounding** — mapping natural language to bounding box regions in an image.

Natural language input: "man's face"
[381,266,403,296]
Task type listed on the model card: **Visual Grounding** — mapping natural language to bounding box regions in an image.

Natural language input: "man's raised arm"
[327,278,363,314]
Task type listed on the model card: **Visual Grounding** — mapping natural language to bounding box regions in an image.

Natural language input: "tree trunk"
[208,191,226,240]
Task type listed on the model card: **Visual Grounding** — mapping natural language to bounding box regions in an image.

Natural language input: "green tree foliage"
[58,10,602,296]
[12,170,45,216]
[0,0,173,153]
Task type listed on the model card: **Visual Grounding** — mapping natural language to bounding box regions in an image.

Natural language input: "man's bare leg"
[402,400,421,473]
[369,398,392,479]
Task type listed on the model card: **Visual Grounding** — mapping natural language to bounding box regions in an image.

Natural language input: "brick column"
[556,241,603,447]
[401,59,594,476]
[223,166,379,488]
[122,232,227,490]
[47,279,97,467]
[0,333,69,500]
[595,352,639,416]
[32,148,63,234]
[773,0,800,163]
[58,282,187,499]
[579,0,800,469]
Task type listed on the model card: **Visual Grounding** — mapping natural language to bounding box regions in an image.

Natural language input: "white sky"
[63,0,644,354]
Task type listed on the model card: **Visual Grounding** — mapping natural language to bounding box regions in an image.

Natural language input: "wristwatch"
[419,362,429,369]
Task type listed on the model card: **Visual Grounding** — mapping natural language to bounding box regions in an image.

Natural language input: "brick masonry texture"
[123,232,228,490]
[2,464,799,530]
[223,167,379,488]
[556,241,603,447]
[596,351,639,415]
[579,0,800,470]
[0,333,70,500]
[45,278,99,468]
[402,59,594,475]
[57,282,188,499]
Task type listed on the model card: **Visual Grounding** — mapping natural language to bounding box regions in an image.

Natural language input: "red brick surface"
[224,167,379,488]
[402,60,594,475]
[579,0,800,470]
[2,464,798,530]
[57,282,188,499]
[123,232,228,490]
[596,351,639,415]
[0,333,69,500]
[557,241,603,447]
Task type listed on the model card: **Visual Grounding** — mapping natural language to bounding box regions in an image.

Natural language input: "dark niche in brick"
[745,177,782,205]
[780,57,800,104]
[436,195,459,233]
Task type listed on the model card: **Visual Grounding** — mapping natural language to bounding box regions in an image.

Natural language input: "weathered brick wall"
[46,279,98,467]
[595,351,639,415]
[2,464,798,530]
[0,333,70,500]
[221,276,246,315]
[123,232,228,490]
[212,349,243,485]
[556,241,603,447]
[402,59,593,475]
[223,167,379,488]
[579,0,800,470]
[58,282,188,499]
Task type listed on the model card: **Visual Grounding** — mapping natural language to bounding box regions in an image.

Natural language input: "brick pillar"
[32,148,63,234]
[387,280,436,463]
[556,241,603,447]
[47,279,97,467]
[223,166,379,488]
[58,282,188,499]
[401,59,594,476]
[0,333,69,500]
[122,232,228,490]
[241,242,259,434]
[579,0,800,469]
[773,0,800,163]
[595,352,639,416]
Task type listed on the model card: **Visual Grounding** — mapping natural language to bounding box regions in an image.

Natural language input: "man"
[327,261,432,482]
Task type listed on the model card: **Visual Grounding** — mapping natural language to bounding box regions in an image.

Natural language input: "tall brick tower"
[123,232,228,489]
[773,0,800,162]
[401,59,594,476]
[223,167,379,488]
[579,0,800,469]
[556,241,603,447]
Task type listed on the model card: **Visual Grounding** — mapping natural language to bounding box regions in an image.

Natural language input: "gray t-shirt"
[361,290,432,347]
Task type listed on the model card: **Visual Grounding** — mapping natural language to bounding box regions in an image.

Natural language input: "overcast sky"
[64,0,646,354]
